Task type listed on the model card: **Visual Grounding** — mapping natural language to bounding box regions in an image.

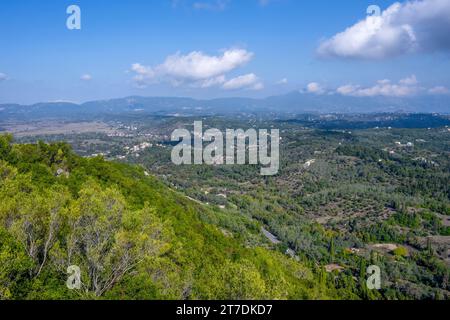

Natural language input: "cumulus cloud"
[318,0,450,59]
[197,75,226,88]
[428,86,450,94]
[399,74,418,86]
[306,82,326,94]
[252,82,265,90]
[0,73,8,81]
[131,48,257,90]
[159,49,252,79]
[336,75,422,97]
[276,78,288,85]
[222,73,263,90]
[193,0,229,11]
[80,74,92,81]
[131,63,156,87]
[336,84,359,96]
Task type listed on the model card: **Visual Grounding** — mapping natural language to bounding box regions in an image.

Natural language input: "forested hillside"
[126,117,449,300]
[0,134,350,300]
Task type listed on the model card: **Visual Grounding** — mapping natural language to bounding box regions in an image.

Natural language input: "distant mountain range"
[0,91,449,120]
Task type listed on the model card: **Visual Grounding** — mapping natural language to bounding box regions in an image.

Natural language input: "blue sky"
[0,0,449,104]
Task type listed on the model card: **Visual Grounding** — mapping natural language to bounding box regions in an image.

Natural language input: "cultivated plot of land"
[0,121,114,137]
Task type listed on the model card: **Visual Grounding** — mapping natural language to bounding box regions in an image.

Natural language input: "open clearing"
[0,121,114,137]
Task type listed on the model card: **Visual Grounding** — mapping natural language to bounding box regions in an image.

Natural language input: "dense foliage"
[123,117,449,300]
[0,134,346,300]
[2,113,449,300]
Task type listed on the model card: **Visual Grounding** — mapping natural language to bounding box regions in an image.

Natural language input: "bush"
[392,246,408,257]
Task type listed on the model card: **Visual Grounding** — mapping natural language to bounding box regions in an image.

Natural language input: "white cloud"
[131,64,156,87]
[222,73,264,90]
[0,73,8,81]
[80,74,92,81]
[336,75,421,97]
[306,82,325,94]
[252,82,265,91]
[318,0,450,59]
[131,63,153,76]
[197,75,226,88]
[399,74,418,85]
[131,48,256,89]
[193,0,229,11]
[276,78,288,85]
[160,49,252,79]
[336,84,359,96]
[428,86,450,95]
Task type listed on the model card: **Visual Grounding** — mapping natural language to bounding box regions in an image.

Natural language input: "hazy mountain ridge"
[0,92,449,120]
